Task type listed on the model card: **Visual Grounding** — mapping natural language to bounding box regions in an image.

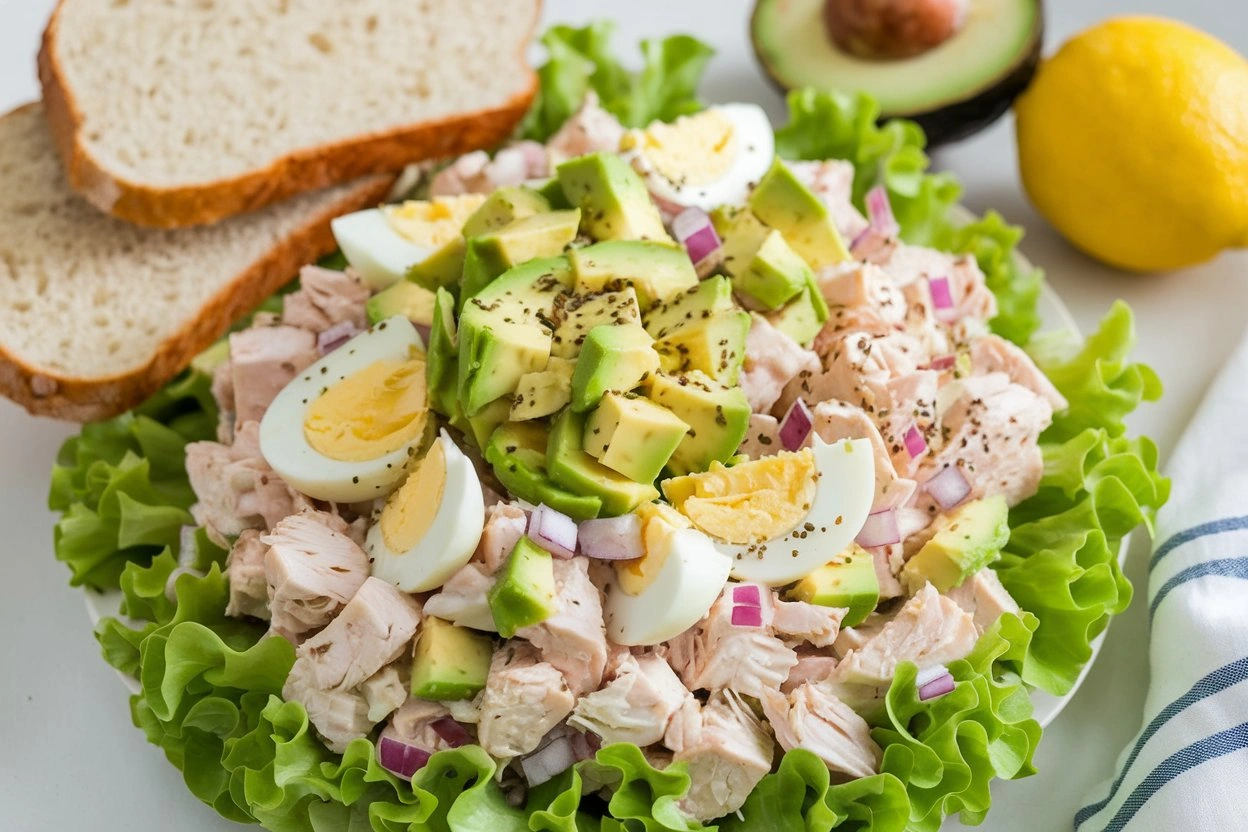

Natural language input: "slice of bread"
[0,103,394,422]
[39,0,540,228]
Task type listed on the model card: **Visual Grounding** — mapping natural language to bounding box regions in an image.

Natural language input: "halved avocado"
[751,0,1042,146]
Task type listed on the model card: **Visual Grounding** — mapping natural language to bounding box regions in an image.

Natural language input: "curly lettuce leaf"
[49,368,216,589]
[995,303,1169,694]
[774,88,1042,345]
[519,22,713,142]
[725,752,909,832]
[873,612,1042,831]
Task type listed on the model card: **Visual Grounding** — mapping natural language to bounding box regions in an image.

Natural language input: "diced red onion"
[528,504,578,559]
[578,514,644,560]
[915,664,951,687]
[430,717,473,748]
[928,276,959,323]
[317,321,359,355]
[924,466,972,510]
[672,207,723,268]
[731,605,764,628]
[856,508,900,548]
[732,584,762,608]
[569,730,601,761]
[925,354,957,371]
[520,736,577,787]
[779,399,814,452]
[378,735,432,780]
[414,322,432,345]
[865,185,900,238]
[903,424,927,458]
[918,668,956,701]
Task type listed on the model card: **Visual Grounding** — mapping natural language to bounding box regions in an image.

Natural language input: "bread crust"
[37,0,541,229]
[0,174,394,422]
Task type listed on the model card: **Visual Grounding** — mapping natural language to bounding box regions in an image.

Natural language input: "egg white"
[331,208,437,290]
[624,103,776,211]
[366,431,485,593]
[722,437,875,586]
[259,316,429,503]
[605,527,733,647]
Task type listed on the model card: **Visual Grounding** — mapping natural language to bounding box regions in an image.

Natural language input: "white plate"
[81,222,1125,718]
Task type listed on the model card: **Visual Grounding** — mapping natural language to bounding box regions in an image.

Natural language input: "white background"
[0,1,1244,829]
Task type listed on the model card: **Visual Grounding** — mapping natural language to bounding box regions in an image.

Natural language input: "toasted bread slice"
[39,0,540,228]
[0,103,393,422]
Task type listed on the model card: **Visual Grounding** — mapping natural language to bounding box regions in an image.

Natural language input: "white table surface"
[0,1,1243,829]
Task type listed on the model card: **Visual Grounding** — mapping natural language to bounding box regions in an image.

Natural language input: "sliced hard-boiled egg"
[605,504,733,646]
[366,430,485,592]
[620,104,775,211]
[259,316,431,503]
[331,195,486,289]
[667,437,875,586]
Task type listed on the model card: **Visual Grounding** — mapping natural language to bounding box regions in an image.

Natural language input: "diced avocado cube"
[653,308,752,386]
[766,275,829,347]
[457,257,573,416]
[570,240,698,309]
[457,320,552,416]
[713,206,810,310]
[642,275,737,340]
[511,356,575,421]
[645,371,751,476]
[407,240,468,291]
[367,281,436,327]
[585,392,689,483]
[532,177,573,211]
[551,286,643,359]
[488,537,559,638]
[466,397,514,449]
[460,210,582,302]
[410,617,494,701]
[901,495,1009,593]
[736,231,812,310]
[461,186,551,238]
[788,545,881,628]
[569,324,661,413]
[485,422,602,520]
[547,409,659,516]
[426,288,459,418]
[556,152,671,243]
[749,159,850,269]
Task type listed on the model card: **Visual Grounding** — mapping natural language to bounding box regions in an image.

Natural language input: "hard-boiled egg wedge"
[331,194,485,289]
[604,504,733,646]
[664,436,875,586]
[260,316,431,503]
[366,430,485,593]
[619,104,775,211]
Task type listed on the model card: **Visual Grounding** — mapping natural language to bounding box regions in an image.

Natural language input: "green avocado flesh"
[901,495,1009,593]
[422,151,844,513]
[751,0,1040,121]
[410,617,493,701]
[489,537,559,638]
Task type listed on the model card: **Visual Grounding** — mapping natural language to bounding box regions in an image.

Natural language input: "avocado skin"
[749,0,1044,147]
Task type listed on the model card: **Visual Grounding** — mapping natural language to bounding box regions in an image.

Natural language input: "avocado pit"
[823,0,969,60]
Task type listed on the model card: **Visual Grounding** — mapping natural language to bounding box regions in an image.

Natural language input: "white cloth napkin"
[1074,334,1248,831]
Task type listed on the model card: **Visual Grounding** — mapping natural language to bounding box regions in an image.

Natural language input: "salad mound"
[51,23,1168,832]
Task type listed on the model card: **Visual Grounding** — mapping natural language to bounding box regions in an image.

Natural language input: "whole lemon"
[1015,17,1248,272]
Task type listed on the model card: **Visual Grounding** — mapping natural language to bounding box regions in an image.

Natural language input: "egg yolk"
[304,355,428,462]
[383,194,486,248]
[616,503,690,596]
[663,450,818,545]
[379,438,447,553]
[621,109,738,186]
